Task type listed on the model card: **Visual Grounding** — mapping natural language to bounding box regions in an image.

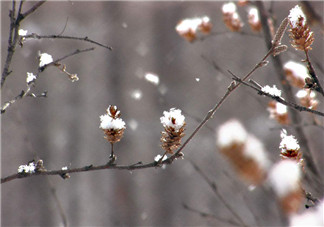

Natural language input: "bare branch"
[23,33,113,51]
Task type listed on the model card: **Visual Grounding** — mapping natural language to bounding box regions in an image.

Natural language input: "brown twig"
[229,72,324,117]
[22,33,113,51]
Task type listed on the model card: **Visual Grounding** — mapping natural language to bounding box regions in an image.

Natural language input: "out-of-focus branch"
[22,33,113,51]
[182,203,241,226]
[255,1,323,196]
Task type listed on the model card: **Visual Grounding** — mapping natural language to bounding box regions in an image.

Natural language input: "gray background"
[1,1,323,226]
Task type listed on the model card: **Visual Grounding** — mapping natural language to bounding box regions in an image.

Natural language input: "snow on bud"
[267,101,289,125]
[216,120,270,185]
[39,52,53,67]
[296,89,318,110]
[26,72,36,84]
[289,199,324,226]
[222,2,243,32]
[288,5,306,28]
[160,108,186,154]
[100,105,126,144]
[247,7,261,32]
[268,160,303,214]
[261,85,282,97]
[280,129,300,152]
[284,61,310,88]
[18,162,36,174]
[176,16,212,42]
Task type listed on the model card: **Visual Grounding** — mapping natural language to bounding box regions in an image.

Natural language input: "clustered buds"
[100,105,126,144]
[268,160,303,214]
[288,5,314,51]
[284,61,310,88]
[222,2,243,32]
[216,119,270,185]
[296,89,318,110]
[279,129,303,168]
[160,108,186,154]
[247,7,261,32]
[175,16,212,42]
[267,101,289,125]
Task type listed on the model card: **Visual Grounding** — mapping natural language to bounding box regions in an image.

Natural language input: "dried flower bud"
[288,5,314,51]
[248,7,262,32]
[160,108,186,154]
[222,2,243,32]
[216,119,270,185]
[100,105,126,144]
[279,129,304,169]
[284,61,310,88]
[267,101,289,125]
[268,160,303,214]
[296,89,318,110]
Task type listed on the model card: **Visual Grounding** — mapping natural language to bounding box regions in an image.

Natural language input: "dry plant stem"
[256,2,322,195]
[182,203,240,226]
[304,50,324,96]
[230,73,324,117]
[189,160,248,227]
[23,34,113,51]
[1,0,45,87]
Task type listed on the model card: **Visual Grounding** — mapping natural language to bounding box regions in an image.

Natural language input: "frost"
[261,85,282,97]
[99,115,126,130]
[289,5,306,27]
[39,52,53,67]
[160,108,185,131]
[268,160,301,197]
[26,72,36,84]
[217,119,248,148]
[280,129,300,151]
[145,73,159,85]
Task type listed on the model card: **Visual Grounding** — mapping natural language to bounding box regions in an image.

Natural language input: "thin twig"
[189,160,248,227]
[182,203,241,226]
[19,0,46,20]
[304,50,324,96]
[23,33,113,51]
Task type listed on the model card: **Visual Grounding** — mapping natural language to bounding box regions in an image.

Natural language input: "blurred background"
[1,1,323,226]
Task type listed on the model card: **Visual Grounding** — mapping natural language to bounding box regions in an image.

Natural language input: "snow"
[261,85,282,97]
[280,129,300,152]
[289,5,306,27]
[160,108,185,131]
[268,160,301,197]
[39,52,53,67]
[284,61,309,80]
[26,72,36,84]
[217,119,248,148]
[222,2,237,14]
[289,199,324,226]
[99,114,126,130]
[145,73,160,85]
[244,135,270,170]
